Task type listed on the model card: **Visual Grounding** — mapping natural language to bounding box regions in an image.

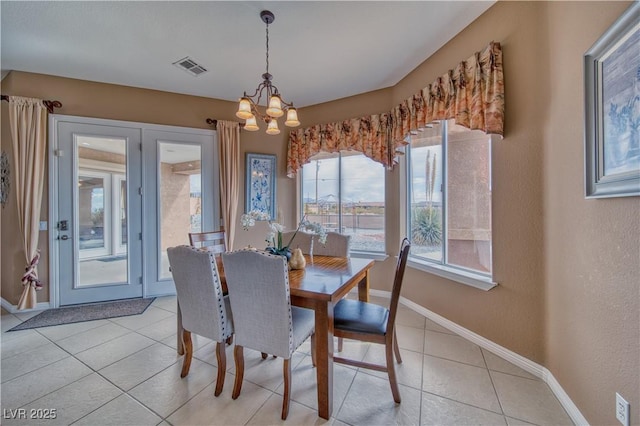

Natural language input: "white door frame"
[49,114,218,308]
[113,173,128,255]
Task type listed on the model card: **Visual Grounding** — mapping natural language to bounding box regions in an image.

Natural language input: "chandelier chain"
[265,21,269,76]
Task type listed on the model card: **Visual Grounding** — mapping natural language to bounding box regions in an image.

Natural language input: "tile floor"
[1,296,573,425]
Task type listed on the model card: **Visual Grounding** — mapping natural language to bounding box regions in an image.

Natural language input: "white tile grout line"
[369,289,588,426]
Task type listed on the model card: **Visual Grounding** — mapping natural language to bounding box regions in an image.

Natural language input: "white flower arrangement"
[240,210,327,253]
[241,209,270,230]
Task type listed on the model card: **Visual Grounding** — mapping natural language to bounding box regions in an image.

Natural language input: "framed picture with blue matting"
[585,2,640,198]
[245,153,276,219]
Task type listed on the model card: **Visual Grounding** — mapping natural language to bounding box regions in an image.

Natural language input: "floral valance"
[287,42,504,177]
[287,113,396,177]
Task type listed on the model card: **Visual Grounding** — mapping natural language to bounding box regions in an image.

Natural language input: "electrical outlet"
[616,392,630,426]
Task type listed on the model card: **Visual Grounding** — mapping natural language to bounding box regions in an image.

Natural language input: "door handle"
[59,235,71,240]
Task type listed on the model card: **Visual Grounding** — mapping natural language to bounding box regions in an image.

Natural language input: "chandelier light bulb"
[244,115,259,131]
[266,119,281,135]
[284,107,300,127]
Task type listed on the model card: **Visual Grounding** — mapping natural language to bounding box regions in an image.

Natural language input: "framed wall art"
[584,2,640,198]
[245,153,276,219]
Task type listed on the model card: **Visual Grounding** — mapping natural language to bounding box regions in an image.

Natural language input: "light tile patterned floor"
[0,296,573,425]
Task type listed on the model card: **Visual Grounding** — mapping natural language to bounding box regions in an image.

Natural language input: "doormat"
[8,298,155,331]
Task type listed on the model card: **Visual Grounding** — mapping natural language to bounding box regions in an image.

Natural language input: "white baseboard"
[543,369,589,425]
[368,289,589,426]
[1,297,51,314]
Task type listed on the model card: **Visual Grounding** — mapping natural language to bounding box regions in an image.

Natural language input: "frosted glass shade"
[244,115,259,131]
[284,107,300,127]
[266,119,281,135]
[236,98,253,120]
[266,95,284,117]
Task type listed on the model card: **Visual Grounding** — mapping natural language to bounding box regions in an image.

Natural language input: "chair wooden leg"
[180,330,192,378]
[386,340,401,403]
[393,329,403,364]
[311,333,316,367]
[337,337,343,352]
[226,335,233,346]
[214,341,226,397]
[282,358,291,420]
[177,302,184,356]
[232,345,244,399]
[261,352,268,360]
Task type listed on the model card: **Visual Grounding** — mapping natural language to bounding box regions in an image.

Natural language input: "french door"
[52,116,217,306]
[56,122,143,305]
[142,129,217,296]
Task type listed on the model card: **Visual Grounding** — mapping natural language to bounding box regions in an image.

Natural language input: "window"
[301,151,385,253]
[407,119,493,281]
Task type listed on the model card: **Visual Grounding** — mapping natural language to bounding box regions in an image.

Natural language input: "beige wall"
[378,2,637,424]
[541,2,639,425]
[1,2,638,424]
[0,71,295,304]
[297,2,639,425]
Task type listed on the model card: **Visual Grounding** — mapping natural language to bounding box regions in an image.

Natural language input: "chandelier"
[235,10,300,135]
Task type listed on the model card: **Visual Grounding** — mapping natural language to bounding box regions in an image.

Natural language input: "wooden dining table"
[176,253,374,420]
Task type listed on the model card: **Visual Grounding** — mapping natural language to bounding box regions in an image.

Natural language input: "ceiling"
[1,1,494,108]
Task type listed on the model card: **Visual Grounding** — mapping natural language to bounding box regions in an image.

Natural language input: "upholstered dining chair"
[280,230,313,254]
[167,245,233,397]
[222,250,316,420]
[188,229,226,255]
[333,238,411,403]
[312,232,350,257]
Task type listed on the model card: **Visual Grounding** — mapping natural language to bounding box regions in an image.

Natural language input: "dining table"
[176,253,375,420]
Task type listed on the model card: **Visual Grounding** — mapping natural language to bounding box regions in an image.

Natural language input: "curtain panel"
[286,42,504,177]
[217,120,241,250]
[8,96,48,310]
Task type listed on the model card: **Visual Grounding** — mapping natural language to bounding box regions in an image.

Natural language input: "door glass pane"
[409,124,443,262]
[340,152,385,252]
[446,121,492,274]
[76,136,128,287]
[78,176,106,251]
[119,179,128,247]
[159,142,202,279]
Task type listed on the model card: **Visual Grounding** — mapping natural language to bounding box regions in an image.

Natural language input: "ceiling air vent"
[172,56,208,76]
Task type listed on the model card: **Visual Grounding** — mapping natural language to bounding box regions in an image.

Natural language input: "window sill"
[350,251,388,261]
[407,259,497,291]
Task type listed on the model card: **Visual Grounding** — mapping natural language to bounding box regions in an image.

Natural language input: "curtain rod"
[206,118,245,130]
[1,95,63,114]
